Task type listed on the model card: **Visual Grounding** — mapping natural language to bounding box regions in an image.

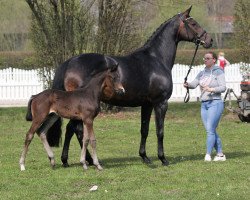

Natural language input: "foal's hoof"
[51,164,56,170]
[49,158,56,169]
[83,164,88,170]
[20,164,25,171]
[96,164,103,171]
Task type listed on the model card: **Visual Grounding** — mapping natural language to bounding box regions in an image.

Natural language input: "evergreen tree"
[234,0,250,65]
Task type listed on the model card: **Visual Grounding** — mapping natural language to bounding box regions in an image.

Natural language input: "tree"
[95,0,145,55]
[205,0,235,48]
[26,0,95,88]
[234,0,250,69]
[0,0,30,51]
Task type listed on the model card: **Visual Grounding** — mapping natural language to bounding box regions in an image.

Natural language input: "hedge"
[175,48,244,65]
[0,51,37,70]
[0,49,245,70]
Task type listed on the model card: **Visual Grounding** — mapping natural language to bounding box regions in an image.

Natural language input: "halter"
[178,14,207,45]
[178,13,205,103]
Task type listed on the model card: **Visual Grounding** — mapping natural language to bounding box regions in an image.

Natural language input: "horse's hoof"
[142,156,152,164]
[83,164,88,170]
[20,164,25,171]
[62,162,69,168]
[162,159,169,166]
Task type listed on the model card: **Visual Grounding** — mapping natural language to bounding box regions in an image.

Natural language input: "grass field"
[0,102,249,200]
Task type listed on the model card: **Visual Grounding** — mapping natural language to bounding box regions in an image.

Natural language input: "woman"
[184,51,226,161]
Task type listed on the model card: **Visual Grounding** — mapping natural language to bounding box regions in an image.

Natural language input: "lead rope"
[184,43,200,103]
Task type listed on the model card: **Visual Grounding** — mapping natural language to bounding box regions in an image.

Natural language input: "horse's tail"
[26,96,34,121]
[46,59,71,147]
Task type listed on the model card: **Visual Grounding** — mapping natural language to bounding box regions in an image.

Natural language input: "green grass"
[0,102,249,200]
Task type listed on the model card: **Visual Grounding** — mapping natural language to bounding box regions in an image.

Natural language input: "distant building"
[207,16,234,48]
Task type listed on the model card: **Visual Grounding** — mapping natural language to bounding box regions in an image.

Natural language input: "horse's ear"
[182,6,192,17]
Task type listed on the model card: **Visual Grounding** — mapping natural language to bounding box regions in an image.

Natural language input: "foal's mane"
[77,68,109,91]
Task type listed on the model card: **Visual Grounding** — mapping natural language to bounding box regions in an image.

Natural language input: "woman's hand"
[202,86,215,92]
[183,82,189,88]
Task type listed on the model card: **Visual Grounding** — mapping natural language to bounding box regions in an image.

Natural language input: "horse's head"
[102,62,125,99]
[177,6,213,48]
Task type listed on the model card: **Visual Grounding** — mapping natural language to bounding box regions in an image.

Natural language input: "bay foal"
[19,63,124,171]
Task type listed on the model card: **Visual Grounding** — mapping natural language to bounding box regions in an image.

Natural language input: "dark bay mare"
[19,61,125,171]
[47,6,213,167]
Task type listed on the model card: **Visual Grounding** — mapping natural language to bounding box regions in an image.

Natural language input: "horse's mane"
[131,15,177,53]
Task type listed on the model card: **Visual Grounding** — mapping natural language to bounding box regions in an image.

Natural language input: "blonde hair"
[219,52,225,56]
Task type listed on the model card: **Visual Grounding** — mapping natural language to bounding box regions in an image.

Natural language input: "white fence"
[171,63,242,101]
[0,68,43,106]
[0,63,243,106]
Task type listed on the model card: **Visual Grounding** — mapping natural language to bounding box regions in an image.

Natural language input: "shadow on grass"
[59,151,250,169]
[170,151,250,164]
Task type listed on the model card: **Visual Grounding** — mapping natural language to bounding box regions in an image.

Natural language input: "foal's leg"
[75,122,94,165]
[139,104,153,164]
[80,124,90,170]
[39,133,55,168]
[86,122,102,170]
[154,100,169,166]
[37,114,59,168]
[19,122,41,171]
[61,120,93,167]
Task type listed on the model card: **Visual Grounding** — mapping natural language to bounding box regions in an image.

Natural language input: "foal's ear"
[110,63,119,72]
[182,6,192,17]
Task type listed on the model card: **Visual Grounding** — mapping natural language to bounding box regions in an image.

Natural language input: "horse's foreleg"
[19,123,39,171]
[154,101,169,166]
[139,104,153,164]
[87,123,102,170]
[80,124,90,170]
[39,132,55,169]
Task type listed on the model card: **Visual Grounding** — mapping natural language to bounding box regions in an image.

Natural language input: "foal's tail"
[26,96,34,121]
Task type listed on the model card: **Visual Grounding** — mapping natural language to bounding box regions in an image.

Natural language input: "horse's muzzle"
[202,33,213,48]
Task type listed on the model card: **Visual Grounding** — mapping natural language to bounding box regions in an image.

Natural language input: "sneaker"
[204,154,212,162]
[213,154,226,161]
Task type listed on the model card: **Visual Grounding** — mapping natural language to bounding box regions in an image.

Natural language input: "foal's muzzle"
[115,87,125,95]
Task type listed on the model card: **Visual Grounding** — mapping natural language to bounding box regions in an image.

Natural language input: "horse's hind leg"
[19,122,40,171]
[139,104,153,164]
[61,120,76,167]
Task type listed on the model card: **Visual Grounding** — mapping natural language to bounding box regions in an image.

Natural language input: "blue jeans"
[201,99,224,155]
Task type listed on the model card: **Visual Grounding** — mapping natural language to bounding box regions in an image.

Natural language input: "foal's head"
[102,64,125,100]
